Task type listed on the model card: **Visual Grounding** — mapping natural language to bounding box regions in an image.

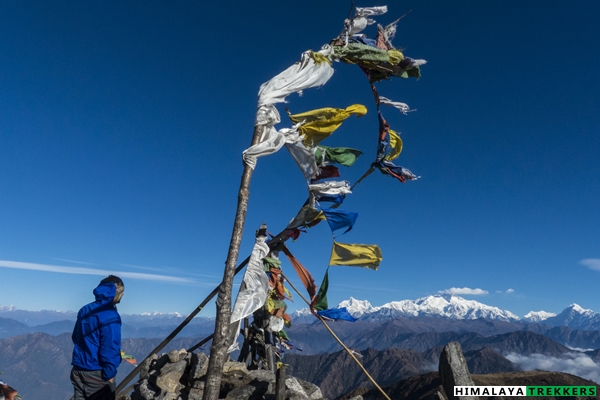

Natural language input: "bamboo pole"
[202,124,265,400]
[281,271,392,400]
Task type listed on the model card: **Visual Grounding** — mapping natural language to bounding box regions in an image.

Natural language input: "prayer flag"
[288,104,367,147]
[385,129,403,161]
[322,208,358,235]
[316,194,345,205]
[311,165,340,183]
[282,245,317,301]
[329,242,382,270]
[312,269,329,311]
[314,146,363,167]
[317,307,357,322]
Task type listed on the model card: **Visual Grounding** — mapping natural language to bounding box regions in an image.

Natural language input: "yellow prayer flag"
[385,129,403,161]
[329,242,382,270]
[289,104,367,147]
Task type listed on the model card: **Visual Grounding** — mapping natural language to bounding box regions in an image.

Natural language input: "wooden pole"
[275,364,287,400]
[202,124,265,400]
[281,271,392,400]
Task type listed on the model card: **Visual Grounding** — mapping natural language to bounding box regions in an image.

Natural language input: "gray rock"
[296,378,322,400]
[434,390,448,400]
[188,388,204,400]
[222,361,249,376]
[225,384,259,400]
[137,379,159,400]
[156,392,178,400]
[156,360,187,393]
[247,368,276,384]
[348,396,363,400]
[285,377,309,400]
[192,380,205,390]
[188,352,209,383]
[168,349,181,363]
[439,341,478,400]
[152,354,171,375]
[141,354,159,380]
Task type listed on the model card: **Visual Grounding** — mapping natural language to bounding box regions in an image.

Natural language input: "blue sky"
[1,1,598,319]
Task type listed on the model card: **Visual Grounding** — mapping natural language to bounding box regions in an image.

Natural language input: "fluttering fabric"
[284,139,319,180]
[317,307,358,322]
[269,315,284,332]
[243,123,304,170]
[244,48,335,169]
[315,146,363,167]
[282,245,316,302]
[258,50,334,107]
[373,110,416,182]
[339,6,388,44]
[288,104,367,147]
[375,160,419,182]
[286,205,324,230]
[309,180,352,198]
[385,129,402,161]
[329,242,382,270]
[379,96,412,115]
[375,112,403,162]
[322,208,358,235]
[312,165,340,182]
[228,235,270,352]
[312,268,329,311]
[315,194,345,205]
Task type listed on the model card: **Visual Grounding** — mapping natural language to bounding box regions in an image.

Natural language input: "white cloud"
[52,258,98,266]
[580,258,600,271]
[0,260,195,284]
[506,352,600,384]
[506,288,515,293]
[438,287,489,295]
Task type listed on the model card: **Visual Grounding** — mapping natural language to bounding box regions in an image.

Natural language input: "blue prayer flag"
[316,307,357,322]
[322,208,358,235]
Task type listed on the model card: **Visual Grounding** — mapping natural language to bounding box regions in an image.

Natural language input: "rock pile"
[126,349,325,400]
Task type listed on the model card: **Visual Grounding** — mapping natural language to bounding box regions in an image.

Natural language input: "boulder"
[188,352,209,384]
[155,359,187,393]
[285,377,309,400]
[438,341,478,400]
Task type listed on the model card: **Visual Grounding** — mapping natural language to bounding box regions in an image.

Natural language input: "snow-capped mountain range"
[4,296,600,331]
[291,294,600,331]
[523,310,557,323]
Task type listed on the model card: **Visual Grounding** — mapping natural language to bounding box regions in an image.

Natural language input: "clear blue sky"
[1,1,598,319]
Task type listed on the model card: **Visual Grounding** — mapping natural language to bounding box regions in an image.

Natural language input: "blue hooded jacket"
[72,282,122,380]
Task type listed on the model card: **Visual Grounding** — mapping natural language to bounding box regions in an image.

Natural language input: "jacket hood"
[93,282,117,306]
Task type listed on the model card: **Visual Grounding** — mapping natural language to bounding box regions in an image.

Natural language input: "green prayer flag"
[313,268,329,311]
[315,146,363,167]
[263,256,281,272]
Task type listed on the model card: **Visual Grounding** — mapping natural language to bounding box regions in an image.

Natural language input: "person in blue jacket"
[71,275,124,400]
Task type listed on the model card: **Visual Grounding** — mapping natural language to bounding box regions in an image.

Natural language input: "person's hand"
[0,383,18,400]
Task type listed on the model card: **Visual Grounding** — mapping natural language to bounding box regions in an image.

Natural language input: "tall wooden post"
[202,124,264,400]
[275,364,287,400]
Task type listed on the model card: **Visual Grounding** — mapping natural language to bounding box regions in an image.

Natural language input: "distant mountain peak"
[523,310,556,322]
[139,311,184,318]
[292,294,520,323]
[541,303,600,330]
[567,303,590,313]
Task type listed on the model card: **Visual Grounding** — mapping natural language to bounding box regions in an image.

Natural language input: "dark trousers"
[70,368,116,400]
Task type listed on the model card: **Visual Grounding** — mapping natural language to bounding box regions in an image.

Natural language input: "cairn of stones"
[127,349,324,400]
